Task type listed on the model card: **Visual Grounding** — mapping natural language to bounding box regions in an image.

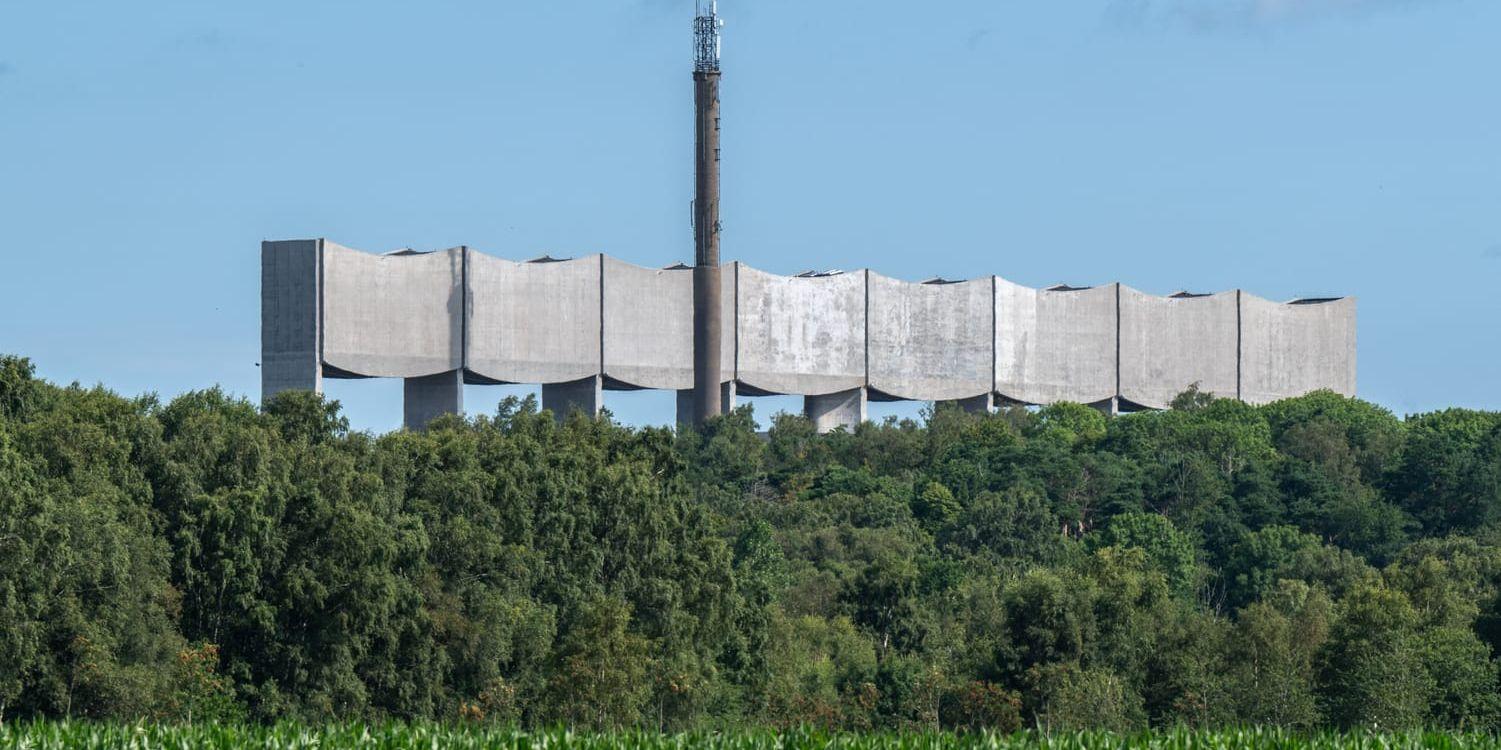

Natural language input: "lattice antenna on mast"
[694,0,722,73]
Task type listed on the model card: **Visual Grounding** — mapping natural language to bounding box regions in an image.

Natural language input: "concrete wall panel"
[467,254,602,384]
[261,239,323,400]
[321,243,464,379]
[867,274,992,401]
[1241,295,1356,404]
[994,279,1117,405]
[601,257,733,390]
[271,238,1357,418]
[735,266,866,396]
[1119,287,1239,409]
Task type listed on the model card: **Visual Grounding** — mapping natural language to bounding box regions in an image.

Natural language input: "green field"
[2,725,1500,750]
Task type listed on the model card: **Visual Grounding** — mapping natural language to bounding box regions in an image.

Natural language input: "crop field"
[1,725,1499,750]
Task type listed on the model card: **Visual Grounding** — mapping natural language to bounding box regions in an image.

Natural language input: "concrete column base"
[1091,397,1120,418]
[676,382,738,426]
[805,387,867,434]
[942,393,994,415]
[543,376,603,422]
[404,370,464,430]
[262,354,323,404]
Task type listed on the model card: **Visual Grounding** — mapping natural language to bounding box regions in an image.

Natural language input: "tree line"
[3,353,1501,729]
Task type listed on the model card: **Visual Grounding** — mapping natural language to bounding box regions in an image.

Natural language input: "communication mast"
[691,0,725,425]
[694,0,722,73]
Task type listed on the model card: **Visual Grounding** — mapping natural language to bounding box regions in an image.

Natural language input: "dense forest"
[4,353,1501,730]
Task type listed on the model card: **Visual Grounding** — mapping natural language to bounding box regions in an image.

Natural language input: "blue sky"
[1,0,1496,432]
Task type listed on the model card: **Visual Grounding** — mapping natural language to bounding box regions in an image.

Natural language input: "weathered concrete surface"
[806,387,867,433]
[693,264,725,421]
[404,370,464,430]
[692,69,725,423]
[543,375,602,421]
[945,393,995,414]
[1119,287,1239,409]
[264,241,1359,423]
[322,243,464,378]
[736,267,866,396]
[994,279,1117,405]
[602,257,733,391]
[261,240,323,401]
[468,254,602,384]
[1240,295,1356,404]
[868,274,993,401]
[675,382,738,426]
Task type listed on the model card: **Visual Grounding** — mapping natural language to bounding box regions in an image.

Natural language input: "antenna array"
[694,0,722,73]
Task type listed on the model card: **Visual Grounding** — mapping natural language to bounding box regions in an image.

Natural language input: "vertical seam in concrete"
[990,275,998,401]
[461,246,469,380]
[733,261,740,382]
[598,254,605,375]
[259,241,266,398]
[316,239,325,375]
[863,268,870,388]
[1235,289,1243,401]
[1113,282,1121,402]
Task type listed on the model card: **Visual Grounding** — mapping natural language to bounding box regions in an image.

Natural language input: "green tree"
[1221,525,1376,610]
[1090,512,1200,598]
[1226,581,1330,728]
[545,596,652,728]
[1319,585,1434,729]
[1391,410,1501,535]
[1033,664,1144,732]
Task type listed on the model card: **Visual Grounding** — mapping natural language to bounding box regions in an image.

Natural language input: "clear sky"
[2,0,1497,432]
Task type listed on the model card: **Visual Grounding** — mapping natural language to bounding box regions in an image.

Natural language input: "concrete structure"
[1119,287,1240,410]
[262,241,1357,432]
[807,388,868,434]
[676,382,738,427]
[735,266,866,398]
[467,254,601,386]
[994,279,1118,408]
[868,274,993,402]
[543,376,603,421]
[691,0,725,425]
[261,240,322,399]
[1240,294,1358,405]
[321,242,464,379]
[404,370,464,430]
[601,257,734,391]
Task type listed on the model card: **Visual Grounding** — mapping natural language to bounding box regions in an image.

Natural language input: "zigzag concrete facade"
[262,240,1357,431]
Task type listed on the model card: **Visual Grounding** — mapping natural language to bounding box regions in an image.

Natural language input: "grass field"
[1,724,1499,750]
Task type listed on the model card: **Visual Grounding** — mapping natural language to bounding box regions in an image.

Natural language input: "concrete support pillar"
[261,239,323,403]
[677,382,737,426]
[691,67,724,425]
[805,387,867,434]
[1091,397,1120,418]
[543,376,602,422]
[942,393,994,415]
[403,370,464,430]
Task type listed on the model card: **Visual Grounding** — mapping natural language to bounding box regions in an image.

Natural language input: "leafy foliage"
[3,355,1501,732]
[11,723,1501,749]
